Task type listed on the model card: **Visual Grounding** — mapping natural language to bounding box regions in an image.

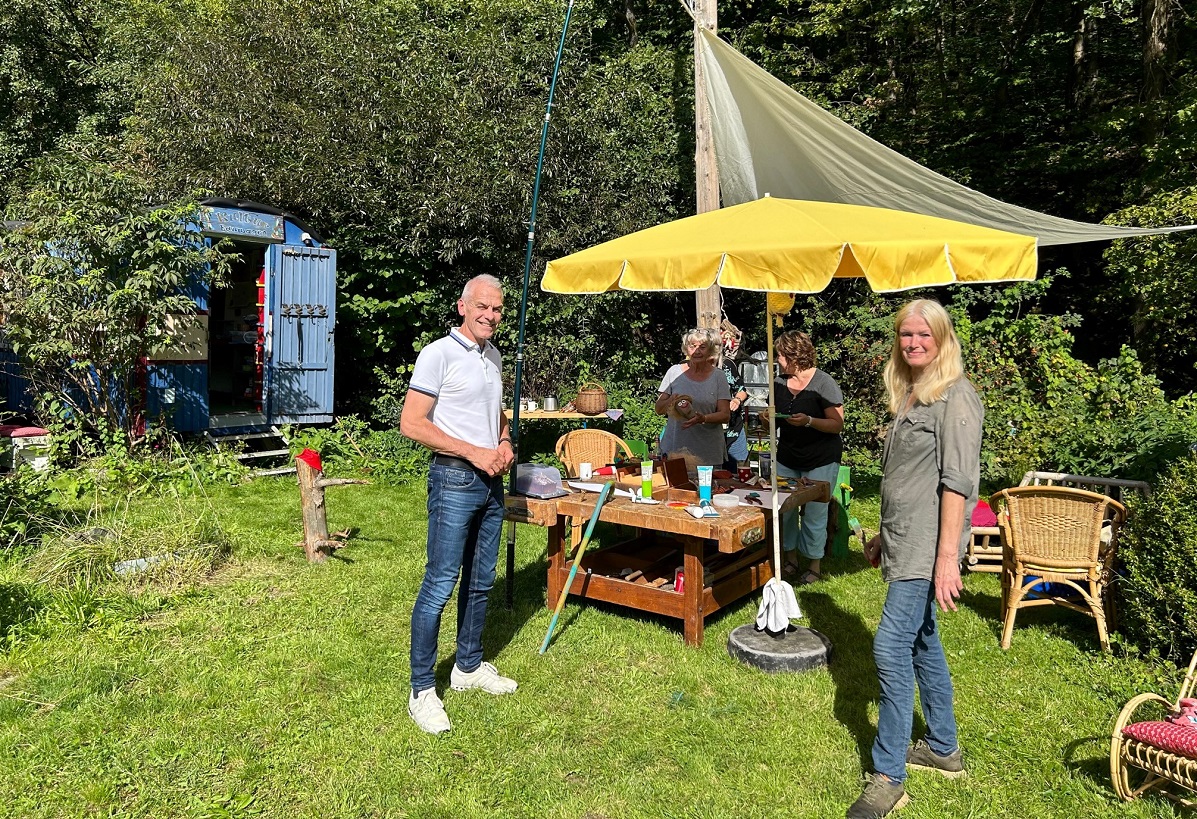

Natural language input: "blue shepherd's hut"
[0,200,337,444]
[144,199,337,435]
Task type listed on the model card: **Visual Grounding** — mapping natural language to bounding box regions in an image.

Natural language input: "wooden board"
[503,495,559,527]
[503,409,616,420]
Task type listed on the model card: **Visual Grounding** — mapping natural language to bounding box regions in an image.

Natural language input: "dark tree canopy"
[1,0,1194,412]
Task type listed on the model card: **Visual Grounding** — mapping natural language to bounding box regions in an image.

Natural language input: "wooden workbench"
[542,481,830,647]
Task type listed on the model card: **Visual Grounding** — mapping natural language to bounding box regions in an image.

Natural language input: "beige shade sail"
[542,196,1037,295]
[696,28,1196,246]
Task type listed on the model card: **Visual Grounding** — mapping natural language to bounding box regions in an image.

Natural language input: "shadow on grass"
[1063,734,1117,789]
[802,589,879,770]
[958,578,1111,652]
[958,584,1003,641]
[824,549,880,583]
[432,527,552,687]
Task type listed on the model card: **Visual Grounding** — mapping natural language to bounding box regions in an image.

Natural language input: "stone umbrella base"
[727,623,832,672]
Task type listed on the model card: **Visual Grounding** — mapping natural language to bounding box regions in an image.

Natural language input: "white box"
[2,434,51,472]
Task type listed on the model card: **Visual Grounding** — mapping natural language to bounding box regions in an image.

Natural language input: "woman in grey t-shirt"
[655,329,731,469]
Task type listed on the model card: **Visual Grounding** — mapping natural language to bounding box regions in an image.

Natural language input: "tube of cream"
[697,465,713,502]
[640,460,654,500]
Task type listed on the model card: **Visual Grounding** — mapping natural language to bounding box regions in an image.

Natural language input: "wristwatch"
[805,415,814,427]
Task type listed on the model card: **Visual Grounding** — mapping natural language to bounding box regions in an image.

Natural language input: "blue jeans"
[723,429,748,471]
[410,463,505,695]
[776,460,840,560]
[871,579,958,783]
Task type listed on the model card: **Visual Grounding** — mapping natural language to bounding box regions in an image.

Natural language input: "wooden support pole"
[295,451,367,562]
[693,0,721,330]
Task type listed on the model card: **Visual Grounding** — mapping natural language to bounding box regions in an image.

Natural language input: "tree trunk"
[1069,2,1099,112]
[1142,0,1171,103]
[295,457,366,562]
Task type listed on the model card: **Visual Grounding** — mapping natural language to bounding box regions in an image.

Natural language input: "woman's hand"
[864,535,882,568]
[785,413,813,427]
[934,554,963,612]
[681,412,706,429]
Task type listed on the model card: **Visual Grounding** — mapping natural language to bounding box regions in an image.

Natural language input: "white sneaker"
[408,688,451,735]
[450,661,518,694]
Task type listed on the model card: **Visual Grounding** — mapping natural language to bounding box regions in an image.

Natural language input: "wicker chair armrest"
[1113,692,1175,737]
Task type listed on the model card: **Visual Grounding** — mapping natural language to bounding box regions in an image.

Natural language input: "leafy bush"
[1103,188,1197,396]
[287,416,428,485]
[0,144,233,444]
[783,274,1197,489]
[952,279,1195,488]
[0,468,57,550]
[1119,454,1197,662]
[46,436,249,502]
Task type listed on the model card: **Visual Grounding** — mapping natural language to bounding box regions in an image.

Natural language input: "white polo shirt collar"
[450,328,489,354]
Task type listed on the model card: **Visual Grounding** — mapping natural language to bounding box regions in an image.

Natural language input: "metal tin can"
[674,568,685,594]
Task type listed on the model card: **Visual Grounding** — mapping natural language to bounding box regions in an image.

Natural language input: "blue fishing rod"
[504,0,575,608]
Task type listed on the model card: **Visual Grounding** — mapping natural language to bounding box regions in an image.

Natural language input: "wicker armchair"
[555,429,633,477]
[1111,648,1197,806]
[991,485,1127,652]
[967,471,1150,573]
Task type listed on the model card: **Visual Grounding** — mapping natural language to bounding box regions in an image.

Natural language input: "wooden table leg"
[546,514,566,610]
[682,536,705,647]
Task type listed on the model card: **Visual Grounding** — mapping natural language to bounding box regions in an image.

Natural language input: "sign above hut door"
[266,244,336,424]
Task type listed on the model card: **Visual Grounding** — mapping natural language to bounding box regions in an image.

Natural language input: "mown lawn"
[0,475,1183,818]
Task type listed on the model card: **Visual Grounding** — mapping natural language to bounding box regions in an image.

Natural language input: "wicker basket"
[575,381,608,415]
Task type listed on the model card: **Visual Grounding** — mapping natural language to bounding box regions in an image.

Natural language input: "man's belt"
[431,454,479,471]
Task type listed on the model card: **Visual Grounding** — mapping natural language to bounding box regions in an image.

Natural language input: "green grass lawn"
[0,476,1184,818]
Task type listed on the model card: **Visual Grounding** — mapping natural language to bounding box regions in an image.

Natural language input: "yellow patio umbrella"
[543,195,1038,635]
[543,195,1036,294]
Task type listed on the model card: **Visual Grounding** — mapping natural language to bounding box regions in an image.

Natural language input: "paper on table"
[567,481,637,498]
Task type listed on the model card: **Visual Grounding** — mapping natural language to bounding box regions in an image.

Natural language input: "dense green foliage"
[0,147,233,444]
[1,0,1193,406]
[1120,455,1197,662]
[779,275,1197,488]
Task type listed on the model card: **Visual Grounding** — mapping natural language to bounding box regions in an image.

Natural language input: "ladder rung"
[253,466,297,476]
[235,448,291,460]
[209,431,282,442]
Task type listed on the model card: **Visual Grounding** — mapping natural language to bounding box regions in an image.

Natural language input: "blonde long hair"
[883,299,964,415]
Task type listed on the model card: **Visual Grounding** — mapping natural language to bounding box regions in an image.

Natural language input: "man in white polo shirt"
[399,273,517,735]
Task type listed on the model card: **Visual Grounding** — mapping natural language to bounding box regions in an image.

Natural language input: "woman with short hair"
[655,329,732,470]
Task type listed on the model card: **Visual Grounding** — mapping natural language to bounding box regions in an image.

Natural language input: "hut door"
[266,244,336,424]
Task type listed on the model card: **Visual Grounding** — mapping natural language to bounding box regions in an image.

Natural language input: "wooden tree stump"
[295,449,367,562]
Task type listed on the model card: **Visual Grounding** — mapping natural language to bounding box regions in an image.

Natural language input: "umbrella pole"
[505,0,575,609]
[766,310,781,577]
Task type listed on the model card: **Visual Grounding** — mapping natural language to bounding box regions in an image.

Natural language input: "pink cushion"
[1122,721,1197,759]
[0,425,49,438]
[972,499,998,527]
